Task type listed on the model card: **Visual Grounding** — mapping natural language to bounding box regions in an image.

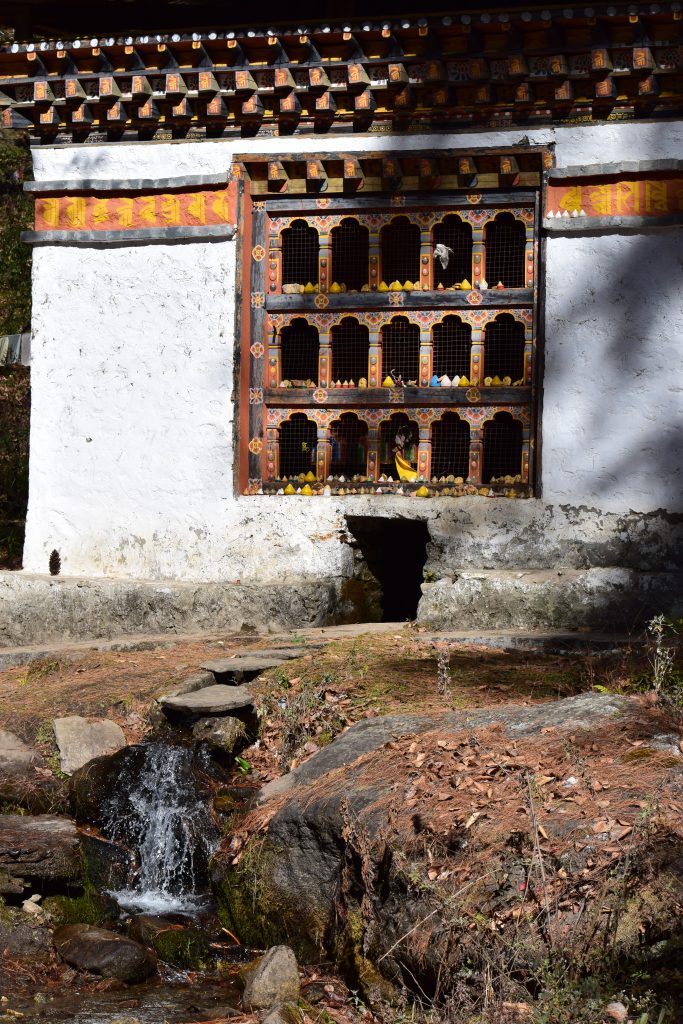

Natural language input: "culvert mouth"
[341,516,429,623]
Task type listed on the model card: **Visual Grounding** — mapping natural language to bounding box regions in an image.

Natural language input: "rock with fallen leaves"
[213,693,683,1009]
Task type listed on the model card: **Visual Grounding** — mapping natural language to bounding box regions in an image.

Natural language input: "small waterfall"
[102,743,218,914]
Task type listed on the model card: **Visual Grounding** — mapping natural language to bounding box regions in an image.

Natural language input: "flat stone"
[0,729,43,774]
[201,656,289,682]
[160,684,254,716]
[53,923,157,983]
[0,814,83,895]
[242,944,300,1011]
[53,716,126,776]
[160,671,215,698]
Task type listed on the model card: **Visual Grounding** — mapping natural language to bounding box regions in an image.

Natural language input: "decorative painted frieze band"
[544,171,683,231]
[23,181,238,244]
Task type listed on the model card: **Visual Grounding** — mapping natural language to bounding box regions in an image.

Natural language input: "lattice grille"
[484,314,525,383]
[381,317,420,383]
[280,319,319,385]
[329,412,368,477]
[482,412,523,482]
[330,318,369,384]
[433,215,473,288]
[380,216,421,285]
[485,213,526,289]
[431,413,470,479]
[279,413,318,477]
[281,218,319,286]
[330,218,369,291]
[432,316,472,381]
[379,413,418,477]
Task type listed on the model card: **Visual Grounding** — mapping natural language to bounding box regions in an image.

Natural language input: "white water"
[102,743,218,914]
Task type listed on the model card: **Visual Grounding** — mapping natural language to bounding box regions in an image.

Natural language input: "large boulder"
[69,745,148,826]
[242,944,301,1010]
[53,923,157,983]
[213,693,683,1005]
[0,814,83,895]
[53,717,126,775]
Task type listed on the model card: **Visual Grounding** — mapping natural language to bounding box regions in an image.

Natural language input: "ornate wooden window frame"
[235,152,544,499]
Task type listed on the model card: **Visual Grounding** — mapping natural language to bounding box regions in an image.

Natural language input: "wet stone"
[242,944,301,1011]
[192,717,248,756]
[53,923,157,983]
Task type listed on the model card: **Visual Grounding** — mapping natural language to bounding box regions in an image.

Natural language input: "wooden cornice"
[1,4,682,142]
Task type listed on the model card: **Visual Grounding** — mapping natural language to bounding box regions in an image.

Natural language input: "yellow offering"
[395,453,418,482]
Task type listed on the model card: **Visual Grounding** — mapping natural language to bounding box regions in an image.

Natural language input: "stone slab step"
[159,684,255,716]
[201,655,290,682]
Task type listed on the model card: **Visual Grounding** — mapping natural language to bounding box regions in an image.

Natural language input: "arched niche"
[281,218,319,287]
[431,412,470,480]
[482,411,523,482]
[278,413,318,478]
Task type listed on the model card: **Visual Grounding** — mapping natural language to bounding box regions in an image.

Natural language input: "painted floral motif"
[252,244,266,261]
[316,197,331,208]
[251,292,265,308]
[249,388,263,405]
[390,194,406,207]
[250,341,265,358]
[467,193,482,204]
[466,290,483,306]
[388,292,405,306]
[248,437,263,455]
[252,200,266,211]
[466,387,481,403]
[312,388,328,404]
[314,293,329,308]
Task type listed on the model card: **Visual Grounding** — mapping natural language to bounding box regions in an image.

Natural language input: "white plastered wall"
[23,121,683,580]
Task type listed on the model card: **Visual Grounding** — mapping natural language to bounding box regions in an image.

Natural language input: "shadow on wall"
[340,516,430,623]
[544,122,683,512]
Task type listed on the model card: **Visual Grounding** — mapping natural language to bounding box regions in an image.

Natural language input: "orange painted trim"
[34,183,238,232]
[546,176,683,218]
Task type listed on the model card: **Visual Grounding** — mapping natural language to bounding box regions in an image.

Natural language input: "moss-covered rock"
[43,888,118,927]
[128,913,213,969]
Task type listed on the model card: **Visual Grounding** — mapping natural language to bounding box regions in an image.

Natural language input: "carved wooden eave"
[1,3,682,142]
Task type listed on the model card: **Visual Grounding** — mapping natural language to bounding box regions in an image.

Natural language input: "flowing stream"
[100,742,219,914]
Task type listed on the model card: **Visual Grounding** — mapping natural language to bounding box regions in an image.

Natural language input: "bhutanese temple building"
[1,0,682,635]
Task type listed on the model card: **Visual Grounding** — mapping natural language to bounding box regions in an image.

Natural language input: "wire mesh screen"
[482,412,523,482]
[379,413,419,477]
[281,218,319,286]
[484,315,525,383]
[278,414,318,478]
[329,413,368,477]
[330,218,369,291]
[381,317,420,383]
[380,216,421,285]
[330,318,369,384]
[432,316,472,380]
[484,213,526,289]
[280,319,319,384]
[431,413,470,479]
[433,215,473,288]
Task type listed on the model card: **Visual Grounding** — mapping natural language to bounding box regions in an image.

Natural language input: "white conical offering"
[562,210,570,218]
[579,208,587,216]
[441,375,452,387]
[323,484,332,496]
[546,210,554,218]
[571,209,579,218]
